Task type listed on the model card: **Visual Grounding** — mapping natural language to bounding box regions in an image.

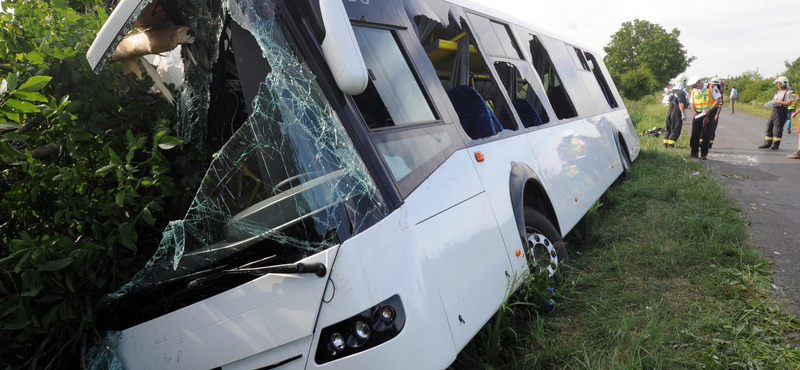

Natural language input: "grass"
[735,100,773,120]
[449,94,800,369]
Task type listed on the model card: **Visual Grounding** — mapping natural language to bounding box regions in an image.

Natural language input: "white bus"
[86,0,639,369]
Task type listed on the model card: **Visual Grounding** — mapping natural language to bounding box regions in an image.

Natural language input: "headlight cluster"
[315,295,405,364]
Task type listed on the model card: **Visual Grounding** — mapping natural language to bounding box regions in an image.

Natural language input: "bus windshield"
[107,0,388,301]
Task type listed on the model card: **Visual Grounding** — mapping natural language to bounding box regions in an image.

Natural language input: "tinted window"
[467,14,522,59]
[494,61,550,127]
[352,26,437,128]
[528,35,578,120]
[571,47,590,71]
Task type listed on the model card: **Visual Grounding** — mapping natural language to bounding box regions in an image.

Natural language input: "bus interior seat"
[447,85,503,140]
[512,98,543,128]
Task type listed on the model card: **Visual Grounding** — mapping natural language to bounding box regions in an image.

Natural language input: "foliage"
[618,67,659,101]
[0,1,200,368]
[726,58,800,106]
[450,95,800,369]
[604,20,695,99]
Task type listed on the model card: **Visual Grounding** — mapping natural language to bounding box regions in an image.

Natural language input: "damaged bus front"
[87,0,636,369]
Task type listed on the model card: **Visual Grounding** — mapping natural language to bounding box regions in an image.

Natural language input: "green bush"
[619,67,658,101]
[0,1,200,368]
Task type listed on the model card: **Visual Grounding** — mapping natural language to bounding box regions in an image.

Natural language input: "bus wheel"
[617,137,632,180]
[523,207,570,283]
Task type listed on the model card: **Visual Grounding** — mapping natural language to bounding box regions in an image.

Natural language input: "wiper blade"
[187,262,327,289]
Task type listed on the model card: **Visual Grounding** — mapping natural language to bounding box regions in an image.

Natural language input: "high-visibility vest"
[790,91,797,110]
[692,88,713,112]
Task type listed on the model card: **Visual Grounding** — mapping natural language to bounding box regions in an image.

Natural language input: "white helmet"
[709,76,721,84]
[687,75,701,87]
[675,73,688,86]
[775,76,789,88]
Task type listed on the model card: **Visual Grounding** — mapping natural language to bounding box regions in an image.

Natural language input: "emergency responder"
[706,77,723,149]
[789,93,800,158]
[663,73,688,148]
[785,85,796,134]
[759,76,794,150]
[688,76,722,159]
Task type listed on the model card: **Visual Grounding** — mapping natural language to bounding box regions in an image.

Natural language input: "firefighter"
[759,76,794,150]
[688,76,722,159]
[663,73,688,148]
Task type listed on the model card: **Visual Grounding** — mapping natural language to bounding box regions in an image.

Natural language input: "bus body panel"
[114,248,337,370]
[581,116,623,189]
[307,206,459,370]
[469,134,547,274]
[526,120,605,236]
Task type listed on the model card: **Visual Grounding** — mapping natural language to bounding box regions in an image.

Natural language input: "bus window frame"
[348,18,467,198]
[489,56,558,130]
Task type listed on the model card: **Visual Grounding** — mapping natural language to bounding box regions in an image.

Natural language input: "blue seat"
[447,86,503,140]
[512,98,543,128]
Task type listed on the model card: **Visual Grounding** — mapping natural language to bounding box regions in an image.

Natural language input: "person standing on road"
[663,73,688,148]
[707,77,723,149]
[759,76,794,150]
[689,76,722,159]
[785,85,796,134]
[729,86,738,113]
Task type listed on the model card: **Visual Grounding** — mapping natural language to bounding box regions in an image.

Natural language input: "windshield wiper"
[187,262,327,289]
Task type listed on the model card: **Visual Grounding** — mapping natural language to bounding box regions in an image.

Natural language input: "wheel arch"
[509,162,561,246]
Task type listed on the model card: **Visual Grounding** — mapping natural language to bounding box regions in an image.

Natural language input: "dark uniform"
[706,86,723,149]
[663,87,687,147]
[759,88,794,149]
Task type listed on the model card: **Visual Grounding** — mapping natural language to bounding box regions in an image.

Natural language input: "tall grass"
[449,95,800,370]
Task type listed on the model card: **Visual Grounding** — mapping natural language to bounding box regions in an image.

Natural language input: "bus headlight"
[354,321,370,341]
[315,295,405,365]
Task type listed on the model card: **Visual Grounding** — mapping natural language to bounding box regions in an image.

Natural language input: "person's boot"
[787,151,800,159]
[789,127,792,134]
[771,141,781,150]
[759,140,773,149]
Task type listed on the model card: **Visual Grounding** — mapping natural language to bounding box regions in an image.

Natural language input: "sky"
[475,0,800,80]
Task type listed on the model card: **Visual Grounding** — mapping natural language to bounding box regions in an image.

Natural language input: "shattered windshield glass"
[87,0,389,367]
[107,0,388,301]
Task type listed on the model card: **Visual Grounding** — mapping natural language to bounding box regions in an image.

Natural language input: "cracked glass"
[86,0,388,368]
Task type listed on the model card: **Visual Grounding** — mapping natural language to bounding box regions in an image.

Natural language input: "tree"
[603,20,695,88]
[619,67,658,101]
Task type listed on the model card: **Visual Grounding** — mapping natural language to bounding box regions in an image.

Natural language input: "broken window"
[413,13,516,139]
[528,35,578,120]
[494,61,550,127]
[570,46,590,71]
[584,51,618,109]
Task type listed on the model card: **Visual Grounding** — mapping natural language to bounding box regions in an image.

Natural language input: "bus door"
[340,0,512,352]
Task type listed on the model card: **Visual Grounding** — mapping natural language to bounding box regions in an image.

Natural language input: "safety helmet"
[775,76,789,88]
[709,76,720,84]
[687,75,701,87]
[675,73,688,86]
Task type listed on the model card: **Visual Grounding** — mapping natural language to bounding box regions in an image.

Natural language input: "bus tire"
[523,206,570,283]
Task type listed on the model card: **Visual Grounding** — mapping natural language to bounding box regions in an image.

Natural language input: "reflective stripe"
[693,88,713,112]
[790,92,797,110]
[710,140,714,143]
[699,139,704,143]
[774,137,782,142]
[663,139,669,144]
[765,136,773,140]
[667,140,676,144]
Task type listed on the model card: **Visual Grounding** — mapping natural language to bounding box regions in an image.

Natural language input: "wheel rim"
[525,227,559,277]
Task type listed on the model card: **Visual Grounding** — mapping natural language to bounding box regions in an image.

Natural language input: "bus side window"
[412,14,518,139]
[350,26,438,129]
[494,61,550,127]
[528,35,578,120]
[583,51,618,109]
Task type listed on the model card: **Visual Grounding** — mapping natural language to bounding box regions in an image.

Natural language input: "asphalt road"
[689,108,800,315]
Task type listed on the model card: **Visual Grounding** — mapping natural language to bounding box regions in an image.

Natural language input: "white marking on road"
[709,154,759,166]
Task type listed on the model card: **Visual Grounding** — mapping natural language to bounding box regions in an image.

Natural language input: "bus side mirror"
[303,0,368,95]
